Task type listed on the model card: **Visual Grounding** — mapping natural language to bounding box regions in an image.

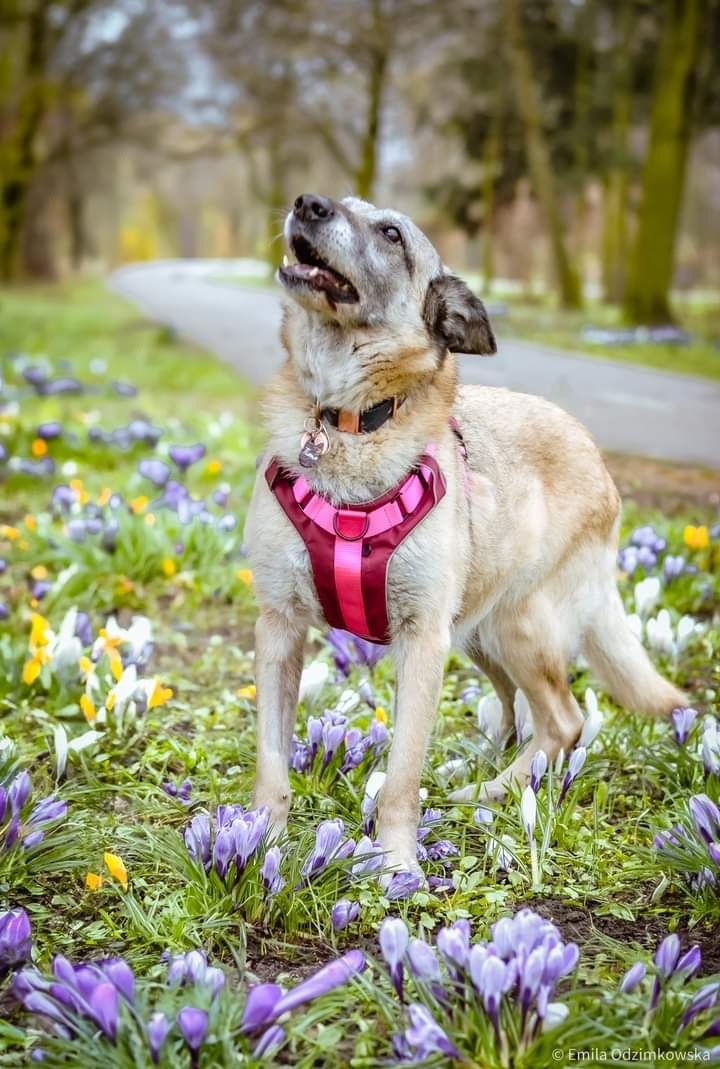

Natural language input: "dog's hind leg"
[480,596,583,801]
[378,624,450,874]
[466,639,516,740]
[251,608,306,835]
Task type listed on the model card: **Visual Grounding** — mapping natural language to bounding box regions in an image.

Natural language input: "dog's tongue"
[287,262,341,288]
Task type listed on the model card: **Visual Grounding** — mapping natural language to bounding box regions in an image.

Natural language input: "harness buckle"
[333,509,369,541]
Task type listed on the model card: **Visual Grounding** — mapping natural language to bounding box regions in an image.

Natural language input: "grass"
[492,293,720,382]
[0,281,718,1067]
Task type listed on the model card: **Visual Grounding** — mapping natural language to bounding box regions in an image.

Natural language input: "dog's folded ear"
[423,273,496,355]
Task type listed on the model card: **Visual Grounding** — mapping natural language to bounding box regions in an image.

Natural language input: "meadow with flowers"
[0,282,719,1067]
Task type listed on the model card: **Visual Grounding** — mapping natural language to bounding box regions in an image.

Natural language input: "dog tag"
[298,425,329,468]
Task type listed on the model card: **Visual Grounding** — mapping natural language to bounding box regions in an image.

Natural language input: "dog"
[244,192,686,875]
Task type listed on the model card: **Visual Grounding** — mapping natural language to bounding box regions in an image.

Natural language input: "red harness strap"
[265,450,446,644]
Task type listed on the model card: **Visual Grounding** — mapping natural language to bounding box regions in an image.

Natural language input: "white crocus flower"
[676,615,702,654]
[54,724,68,781]
[364,770,386,801]
[125,615,153,661]
[110,665,138,714]
[579,688,604,749]
[50,608,82,674]
[335,689,360,715]
[495,834,517,872]
[543,1003,570,1031]
[514,689,534,744]
[520,785,537,839]
[68,730,105,753]
[298,661,330,706]
[646,609,675,656]
[634,576,661,617]
[477,693,505,745]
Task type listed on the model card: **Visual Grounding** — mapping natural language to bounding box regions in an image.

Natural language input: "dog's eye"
[381,225,402,245]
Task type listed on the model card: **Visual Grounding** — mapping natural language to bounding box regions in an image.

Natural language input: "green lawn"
[0,282,718,1068]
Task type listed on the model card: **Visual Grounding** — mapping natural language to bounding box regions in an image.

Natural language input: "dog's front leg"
[378,625,450,874]
[251,608,306,834]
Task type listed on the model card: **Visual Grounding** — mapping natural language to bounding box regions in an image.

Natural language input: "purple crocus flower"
[177,1006,208,1058]
[676,945,702,979]
[233,807,270,872]
[272,950,366,1018]
[74,612,93,647]
[426,840,459,862]
[9,770,32,814]
[437,919,471,977]
[301,819,346,877]
[407,938,441,985]
[618,547,639,575]
[558,746,587,803]
[326,628,385,676]
[212,484,231,508]
[0,909,32,977]
[241,951,366,1034]
[184,813,212,870]
[663,555,685,582]
[253,1024,285,1057]
[241,982,283,1033]
[620,961,646,993]
[380,918,408,999]
[530,750,548,792]
[212,827,235,880]
[709,843,720,866]
[369,718,389,752]
[37,422,62,440]
[331,899,360,932]
[385,870,422,900]
[671,707,697,746]
[681,983,720,1028]
[169,443,206,472]
[147,1012,170,1063]
[636,546,657,570]
[261,846,285,894]
[139,458,171,487]
[651,934,681,1008]
[689,795,720,844]
[0,602,8,622]
[403,1003,460,1060]
[28,797,67,825]
[351,835,384,876]
[321,719,346,766]
[289,738,311,772]
[89,982,119,1041]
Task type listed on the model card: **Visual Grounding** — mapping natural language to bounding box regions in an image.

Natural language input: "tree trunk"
[264,143,286,275]
[601,1,632,305]
[623,0,704,325]
[354,0,388,200]
[481,116,499,295]
[0,4,51,281]
[503,0,582,309]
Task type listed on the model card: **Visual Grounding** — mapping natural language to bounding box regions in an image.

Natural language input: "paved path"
[110,260,720,468]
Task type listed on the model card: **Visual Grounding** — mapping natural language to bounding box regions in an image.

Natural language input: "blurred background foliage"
[0,0,719,327]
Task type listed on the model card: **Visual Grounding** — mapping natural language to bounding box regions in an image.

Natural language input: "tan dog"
[245,193,685,874]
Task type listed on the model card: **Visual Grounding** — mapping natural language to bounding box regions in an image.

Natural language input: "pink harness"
[265,450,446,644]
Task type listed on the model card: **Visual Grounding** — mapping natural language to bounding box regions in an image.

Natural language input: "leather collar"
[320,396,404,434]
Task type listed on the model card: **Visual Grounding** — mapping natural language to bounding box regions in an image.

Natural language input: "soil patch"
[605,453,720,514]
[532,897,720,975]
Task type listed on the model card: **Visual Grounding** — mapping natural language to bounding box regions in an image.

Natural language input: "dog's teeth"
[309,267,319,277]
[282,254,289,267]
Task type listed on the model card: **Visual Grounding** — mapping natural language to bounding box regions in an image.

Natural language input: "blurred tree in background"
[1,0,718,325]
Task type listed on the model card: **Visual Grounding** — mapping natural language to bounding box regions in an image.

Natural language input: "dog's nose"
[293,193,335,223]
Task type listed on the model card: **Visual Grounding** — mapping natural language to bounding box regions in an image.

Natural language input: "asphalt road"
[110,260,720,468]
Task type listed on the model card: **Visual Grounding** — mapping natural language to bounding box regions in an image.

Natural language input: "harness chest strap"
[265,449,447,644]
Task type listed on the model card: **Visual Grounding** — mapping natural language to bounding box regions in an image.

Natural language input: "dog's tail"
[582,588,687,716]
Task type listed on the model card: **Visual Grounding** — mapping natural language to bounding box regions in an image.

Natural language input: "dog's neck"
[265,308,457,503]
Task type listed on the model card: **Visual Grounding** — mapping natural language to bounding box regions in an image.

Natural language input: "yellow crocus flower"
[103,852,128,889]
[683,525,710,551]
[31,438,47,457]
[162,558,176,577]
[236,568,253,585]
[148,679,173,709]
[0,525,19,541]
[80,694,96,723]
[207,458,222,475]
[237,684,257,701]
[129,495,148,514]
[22,656,43,685]
[85,872,104,891]
[374,706,388,724]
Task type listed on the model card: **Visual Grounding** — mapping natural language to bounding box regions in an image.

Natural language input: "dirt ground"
[606,453,720,514]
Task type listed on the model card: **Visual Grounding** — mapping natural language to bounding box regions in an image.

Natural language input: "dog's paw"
[478,776,509,803]
[447,783,478,803]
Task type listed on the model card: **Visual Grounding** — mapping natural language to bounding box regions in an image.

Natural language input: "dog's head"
[279,194,496,357]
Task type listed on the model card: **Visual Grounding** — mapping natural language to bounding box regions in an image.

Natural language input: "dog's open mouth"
[279,236,359,305]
